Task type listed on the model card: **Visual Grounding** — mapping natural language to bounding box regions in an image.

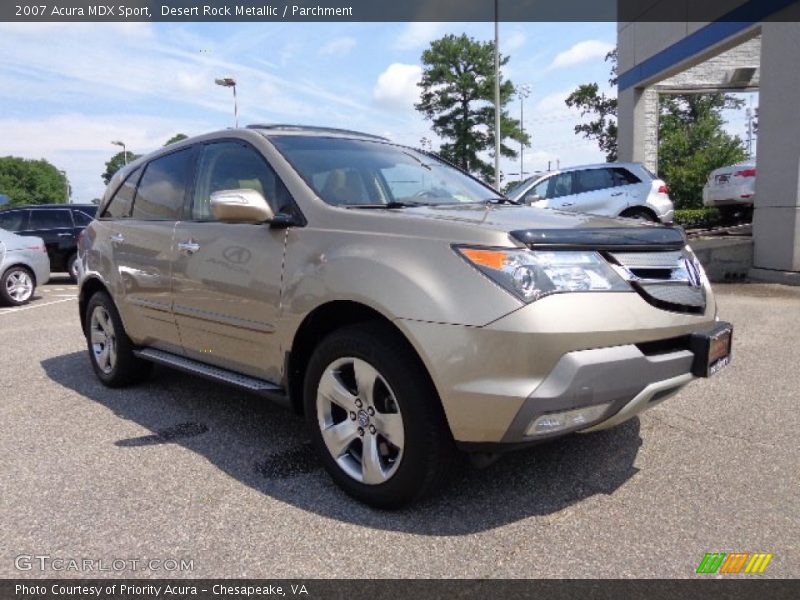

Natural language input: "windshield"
[268,135,502,207]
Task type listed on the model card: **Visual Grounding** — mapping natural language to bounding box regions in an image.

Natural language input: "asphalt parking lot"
[1,278,798,579]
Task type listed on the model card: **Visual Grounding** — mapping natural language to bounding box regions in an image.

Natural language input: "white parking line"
[0,297,77,315]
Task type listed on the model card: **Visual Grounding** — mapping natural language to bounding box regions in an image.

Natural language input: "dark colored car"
[0,204,97,280]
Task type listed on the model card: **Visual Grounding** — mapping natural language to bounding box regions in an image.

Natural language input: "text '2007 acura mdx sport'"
[77,125,733,508]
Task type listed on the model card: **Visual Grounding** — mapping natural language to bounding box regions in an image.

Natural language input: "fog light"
[526,403,611,437]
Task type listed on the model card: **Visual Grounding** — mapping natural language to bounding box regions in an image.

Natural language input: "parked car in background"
[0,228,50,306]
[703,162,756,221]
[0,204,97,280]
[77,126,731,508]
[507,162,674,223]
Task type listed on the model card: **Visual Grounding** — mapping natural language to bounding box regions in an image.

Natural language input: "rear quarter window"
[0,210,27,232]
[102,167,141,219]
[132,149,194,220]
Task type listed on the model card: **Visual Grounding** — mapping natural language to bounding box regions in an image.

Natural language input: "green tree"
[0,156,68,207]
[102,151,141,185]
[565,49,618,162]
[416,34,529,184]
[658,94,747,209]
[164,133,188,145]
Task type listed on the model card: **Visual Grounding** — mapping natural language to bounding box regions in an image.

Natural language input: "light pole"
[111,140,127,165]
[493,0,501,189]
[58,170,70,204]
[215,77,238,128]
[518,84,532,183]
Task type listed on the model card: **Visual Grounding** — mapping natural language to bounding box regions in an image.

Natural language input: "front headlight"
[456,246,630,303]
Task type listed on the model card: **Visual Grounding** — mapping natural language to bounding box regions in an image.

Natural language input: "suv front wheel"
[304,323,455,508]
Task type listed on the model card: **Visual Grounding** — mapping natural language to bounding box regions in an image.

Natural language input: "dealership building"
[617,0,800,283]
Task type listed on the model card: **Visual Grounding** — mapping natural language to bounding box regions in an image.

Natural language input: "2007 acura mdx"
[78,125,732,508]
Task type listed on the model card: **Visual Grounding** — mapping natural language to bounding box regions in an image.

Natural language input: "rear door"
[567,168,619,216]
[99,148,196,352]
[26,208,74,270]
[171,140,292,382]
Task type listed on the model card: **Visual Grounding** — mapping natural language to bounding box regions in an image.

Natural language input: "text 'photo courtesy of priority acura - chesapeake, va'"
[77,125,733,508]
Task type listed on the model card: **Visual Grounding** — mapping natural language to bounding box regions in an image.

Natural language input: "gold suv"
[78,126,732,508]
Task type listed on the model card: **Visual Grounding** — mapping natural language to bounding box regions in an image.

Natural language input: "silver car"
[0,227,50,306]
[508,162,674,223]
[703,162,756,220]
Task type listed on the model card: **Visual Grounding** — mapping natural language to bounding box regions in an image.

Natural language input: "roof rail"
[246,123,388,141]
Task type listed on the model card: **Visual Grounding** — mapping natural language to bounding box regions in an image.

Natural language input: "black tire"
[304,323,456,509]
[84,291,152,387]
[0,266,36,306]
[67,253,79,282]
[620,207,658,222]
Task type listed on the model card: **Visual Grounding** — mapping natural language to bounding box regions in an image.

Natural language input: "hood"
[372,203,651,232]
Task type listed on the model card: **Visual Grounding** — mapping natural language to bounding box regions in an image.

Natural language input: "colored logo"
[696,552,773,574]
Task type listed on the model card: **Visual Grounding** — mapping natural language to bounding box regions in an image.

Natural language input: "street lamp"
[493,0,501,189]
[111,140,127,165]
[58,170,70,204]
[215,77,238,128]
[517,84,532,183]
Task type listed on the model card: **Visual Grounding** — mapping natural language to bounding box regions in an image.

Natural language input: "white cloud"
[393,22,445,51]
[319,36,357,56]
[373,63,423,111]
[549,40,614,70]
[504,31,527,52]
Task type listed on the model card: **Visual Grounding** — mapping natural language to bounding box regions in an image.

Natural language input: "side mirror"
[210,188,275,224]
[525,193,544,204]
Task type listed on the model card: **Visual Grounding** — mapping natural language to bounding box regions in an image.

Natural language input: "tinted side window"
[192,142,293,221]
[612,168,642,185]
[0,210,27,232]
[133,149,194,221]
[576,169,615,194]
[103,167,141,219]
[29,209,73,229]
[547,172,575,199]
[72,210,94,226]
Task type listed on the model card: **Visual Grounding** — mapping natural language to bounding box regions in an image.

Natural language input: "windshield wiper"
[475,197,521,206]
[345,201,432,209]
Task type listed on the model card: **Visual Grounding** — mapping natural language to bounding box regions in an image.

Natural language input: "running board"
[134,348,289,407]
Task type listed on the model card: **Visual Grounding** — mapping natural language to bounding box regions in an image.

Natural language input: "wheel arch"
[286,300,439,417]
[619,205,659,221]
[79,276,111,333]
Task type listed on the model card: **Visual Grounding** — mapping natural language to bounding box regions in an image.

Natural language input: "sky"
[0,20,755,203]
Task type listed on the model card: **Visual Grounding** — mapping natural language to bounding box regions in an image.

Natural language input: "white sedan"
[702,162,756,220]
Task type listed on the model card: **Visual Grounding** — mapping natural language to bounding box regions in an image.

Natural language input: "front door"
[171,140,292,382]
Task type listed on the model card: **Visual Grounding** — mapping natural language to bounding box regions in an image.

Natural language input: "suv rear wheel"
[620,207,658,222]
[304,323,455,508]
[67,253,79,282]
[85,291,152,387]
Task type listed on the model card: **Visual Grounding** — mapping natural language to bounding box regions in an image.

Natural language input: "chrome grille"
[610,250,707,313]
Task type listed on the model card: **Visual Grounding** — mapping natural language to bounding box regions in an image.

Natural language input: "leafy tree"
[565,49,618,162]
[102,151,141,185]
[165,133,188,145]
[0,156,68,207]
[416,34,529,184]
[658,94,747,209]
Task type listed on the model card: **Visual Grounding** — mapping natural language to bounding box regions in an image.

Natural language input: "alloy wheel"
[316,357,405,484]
[90,306,117,374]
[5,270,33,303]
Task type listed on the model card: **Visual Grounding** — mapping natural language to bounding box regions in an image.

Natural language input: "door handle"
[57,232,73,238]
[177,241,200,254]
[560,202,574,207]
[611,192,624,197]
[110,233,125,244]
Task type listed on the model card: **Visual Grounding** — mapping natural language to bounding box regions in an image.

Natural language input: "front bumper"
[396,288,717,445]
